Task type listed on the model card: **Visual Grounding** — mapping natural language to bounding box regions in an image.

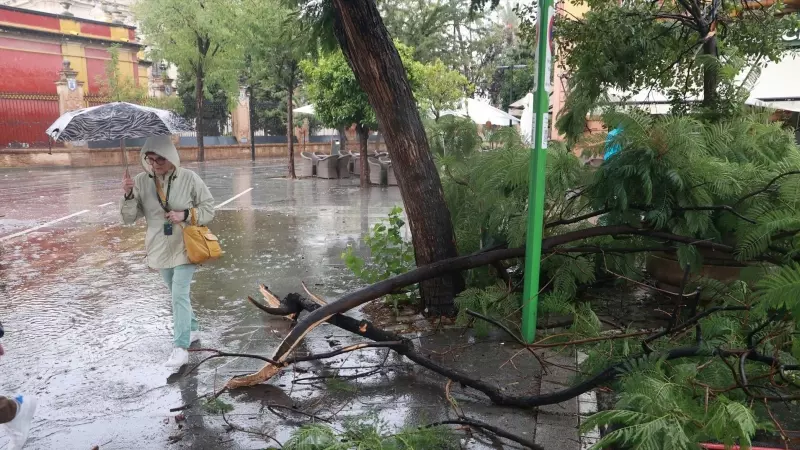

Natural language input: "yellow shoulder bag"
[183,208,222,264]
[155,175,221,264]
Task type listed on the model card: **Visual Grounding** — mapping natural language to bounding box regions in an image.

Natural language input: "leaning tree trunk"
[356,123,370,188]
[287,74,297,179]
[195,67,205,162]
[331,0,464,315]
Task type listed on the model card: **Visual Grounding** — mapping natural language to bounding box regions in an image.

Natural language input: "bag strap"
[190,208,197,226]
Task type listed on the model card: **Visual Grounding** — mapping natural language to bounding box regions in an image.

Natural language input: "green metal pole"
[521,0,555,344]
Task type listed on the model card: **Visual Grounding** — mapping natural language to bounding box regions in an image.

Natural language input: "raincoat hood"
[140,135,181,174]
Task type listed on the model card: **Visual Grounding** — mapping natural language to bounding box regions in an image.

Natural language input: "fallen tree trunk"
[218,222,794,399]
[268,224,742,361]
[233,293,799,409]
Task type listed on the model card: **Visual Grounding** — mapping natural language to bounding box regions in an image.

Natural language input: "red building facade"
[0,5,146,147]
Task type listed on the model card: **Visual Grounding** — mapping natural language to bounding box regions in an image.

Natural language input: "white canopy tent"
[600,51,800,113]
[745,51,800,111]
[518,93,534,144]
[293,104,315,115]
[440,98,520,126]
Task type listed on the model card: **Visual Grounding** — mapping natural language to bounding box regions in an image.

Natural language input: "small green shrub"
[342,206,416,311]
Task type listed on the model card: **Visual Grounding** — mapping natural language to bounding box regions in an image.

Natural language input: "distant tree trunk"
[331,0,464,316]
[287,72,296,179]
[356,123,370,188]
[338,126,348,154]
[701,33,719,109]
[195,67,205,162]
[249,85,256,161]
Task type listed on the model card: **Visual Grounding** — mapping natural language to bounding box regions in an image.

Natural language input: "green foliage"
[756,264,800,320]
[301,41,465,130]
[176,76,231,135]
[325,378,359,393]
[409,58,472,119]
[544,0,800,141]
[202,398,234,414]
[283,424,339,450]
[134,0,243,102]
[342,207,416,309]
[97,46,183,112]
[454,283,520,336]
[98,45,146,103]
[283,415,459,450]
[241,0,307,138]
[581,371,764,450]
[378,0,511,97]
[591,111,800,263]
[300,50,377,131]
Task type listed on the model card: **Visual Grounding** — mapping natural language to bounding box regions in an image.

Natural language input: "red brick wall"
[84,47,110,94]
[0,37,61,94]
[0,8,60,31]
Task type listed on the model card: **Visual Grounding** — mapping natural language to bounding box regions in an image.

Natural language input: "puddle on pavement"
[1,166,545,449]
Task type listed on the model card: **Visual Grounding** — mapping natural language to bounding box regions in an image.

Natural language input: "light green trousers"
[160,264,199,349]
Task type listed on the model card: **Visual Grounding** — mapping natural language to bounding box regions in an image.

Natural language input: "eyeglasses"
[146,156,167,165]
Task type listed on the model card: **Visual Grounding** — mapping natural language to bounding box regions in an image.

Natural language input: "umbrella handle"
[120,138,129,173]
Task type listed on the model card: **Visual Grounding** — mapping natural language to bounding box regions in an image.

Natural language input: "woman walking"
[121,136,215,370]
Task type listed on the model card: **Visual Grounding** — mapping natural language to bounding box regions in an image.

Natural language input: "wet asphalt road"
[0,159,413,449]
[1,159,576,450]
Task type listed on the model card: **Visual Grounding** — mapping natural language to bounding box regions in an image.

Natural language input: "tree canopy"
[526,0,800,140]
[134,0,244,101]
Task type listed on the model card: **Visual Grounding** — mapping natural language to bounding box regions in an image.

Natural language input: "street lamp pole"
[497,64,528,126]
[520,0,554,343]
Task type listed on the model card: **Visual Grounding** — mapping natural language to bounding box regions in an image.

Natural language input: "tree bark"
[195,67,205,162]
[331,0,464,315]
[701,34,718,109]
[338,126,348,154]
[356,123,370,188]
[249,85,255,162]
[287,72,296,179]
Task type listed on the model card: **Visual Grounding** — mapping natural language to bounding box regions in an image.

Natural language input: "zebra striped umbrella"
[46,102,192,142]
[45,102,192,172]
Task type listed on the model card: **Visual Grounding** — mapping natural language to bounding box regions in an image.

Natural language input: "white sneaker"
[165,348,189,370]
[190,331,201,344]
[2,394,37,450]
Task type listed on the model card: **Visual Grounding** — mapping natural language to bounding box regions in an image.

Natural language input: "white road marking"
[0,210,90,242]
[215,188,253,209]
[98,202,114,207]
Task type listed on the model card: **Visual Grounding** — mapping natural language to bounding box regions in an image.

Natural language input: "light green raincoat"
[120,136,215,269]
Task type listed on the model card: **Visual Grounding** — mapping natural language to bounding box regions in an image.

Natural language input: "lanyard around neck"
[154,170,175,212]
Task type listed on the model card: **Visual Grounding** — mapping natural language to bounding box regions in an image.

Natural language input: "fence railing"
[0,92,61,149]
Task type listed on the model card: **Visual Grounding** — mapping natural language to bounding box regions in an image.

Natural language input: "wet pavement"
[0,159,579,449]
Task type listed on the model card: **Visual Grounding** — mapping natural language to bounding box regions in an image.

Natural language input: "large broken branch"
[270,225,743,363]
[220,223,796,402]
[232,293,799,410]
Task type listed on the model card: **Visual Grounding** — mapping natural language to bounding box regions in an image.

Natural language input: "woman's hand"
[165,210,186,224]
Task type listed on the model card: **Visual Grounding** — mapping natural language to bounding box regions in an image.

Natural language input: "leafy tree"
[250,85,288,137]
[176,76,230,137]
[98,45,146,103]
[378,0,509,96]
[242,0,310,177]
[411,58,472,120]
[300,50,377,187]
[98,45,182,111]
[521,0,800,140]
[135,0,244,160]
